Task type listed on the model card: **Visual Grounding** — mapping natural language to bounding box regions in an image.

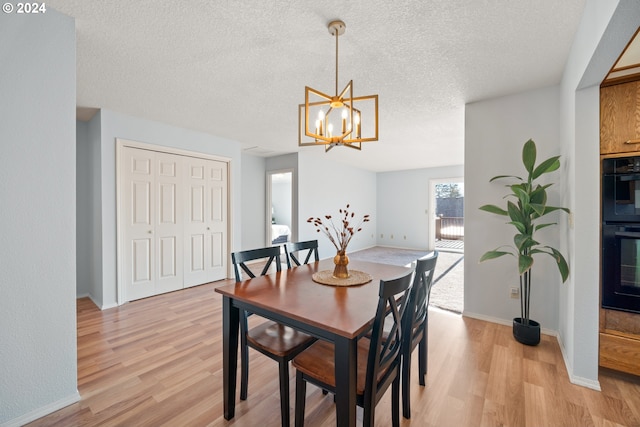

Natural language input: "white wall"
[558,0,640,386]
[0,10,79,425]
[85,109,243,307]
[297,152,377,259]
[241,153,267,250]
[377,165,464,249]
[465,85,562,330]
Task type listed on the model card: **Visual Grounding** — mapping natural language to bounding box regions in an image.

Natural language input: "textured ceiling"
[49,0,587,172]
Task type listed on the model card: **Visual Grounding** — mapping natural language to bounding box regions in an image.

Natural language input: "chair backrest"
[231,246,282,282]
[364,270,415,407]
[404,251,438,348]
[284,240,319,268]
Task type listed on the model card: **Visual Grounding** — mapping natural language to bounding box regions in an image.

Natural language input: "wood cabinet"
[599,308,640,376]
[600,80,640,154]
[599,79,640,377]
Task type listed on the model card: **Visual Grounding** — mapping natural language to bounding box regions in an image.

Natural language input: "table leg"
[223,296,240,420]
[334,336,357,427]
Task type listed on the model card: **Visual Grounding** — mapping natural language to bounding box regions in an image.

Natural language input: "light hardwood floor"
[27,280,640,427]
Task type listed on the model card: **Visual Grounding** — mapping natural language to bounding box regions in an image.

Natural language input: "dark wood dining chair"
[231,247,316,427]
[401,251,438,419]
[284,240,319,268]
[292,270,415,427]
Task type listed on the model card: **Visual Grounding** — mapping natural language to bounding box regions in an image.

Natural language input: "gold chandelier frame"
[298,20,379,152]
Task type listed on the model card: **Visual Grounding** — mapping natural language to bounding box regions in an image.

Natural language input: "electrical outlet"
[510,287,520,299]
[569,212,574,229]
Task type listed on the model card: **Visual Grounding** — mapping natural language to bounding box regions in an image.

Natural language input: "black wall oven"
[602,156,640,314]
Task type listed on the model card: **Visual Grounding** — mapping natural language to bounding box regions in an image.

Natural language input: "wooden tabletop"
[215,258,412,339]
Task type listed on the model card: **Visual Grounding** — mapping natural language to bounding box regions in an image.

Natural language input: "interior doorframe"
[266,168,296,247]
[428,176,464,250]
[115,138,233,305]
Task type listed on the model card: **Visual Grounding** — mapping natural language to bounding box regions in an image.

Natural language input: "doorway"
[428,177,464,313]
[267,170,294,247]
[429,178,464,252]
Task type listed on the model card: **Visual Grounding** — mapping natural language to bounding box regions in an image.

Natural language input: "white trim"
[556,332,602,391]
[115,138,232,306]
[117,138,231,163]
[2,392,80,427]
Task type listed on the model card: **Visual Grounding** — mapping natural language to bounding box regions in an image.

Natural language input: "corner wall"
[558,0,640,386]
[0,9,79,425]
[93,109,243,307]
[465,85,562,330]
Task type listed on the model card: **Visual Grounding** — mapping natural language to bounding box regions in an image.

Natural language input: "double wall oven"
[602,156,640,313]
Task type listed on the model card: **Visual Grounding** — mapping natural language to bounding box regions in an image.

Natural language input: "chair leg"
[240,316,249,400]
[402,347,412,419]
[278,361,290,427]
[418,329,427,386]
[392,375,400,427]
[240,340,249,400]
[295,371,306,427]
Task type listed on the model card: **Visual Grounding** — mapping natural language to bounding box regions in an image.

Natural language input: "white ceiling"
[49,0,587,172]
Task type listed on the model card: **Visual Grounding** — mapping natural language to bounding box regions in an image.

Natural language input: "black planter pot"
[512,317,540,346]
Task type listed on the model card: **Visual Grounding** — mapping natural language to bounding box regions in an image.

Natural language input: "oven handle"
[614,231,640,238]
[619,174,640,181]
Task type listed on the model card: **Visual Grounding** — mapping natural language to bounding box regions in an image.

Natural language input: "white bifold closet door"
[121,146,227,301]
[183,157,227,287]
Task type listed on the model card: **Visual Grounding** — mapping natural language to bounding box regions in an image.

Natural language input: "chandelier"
[298,20,378,152]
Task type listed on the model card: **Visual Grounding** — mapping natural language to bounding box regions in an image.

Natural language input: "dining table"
[215,257,412,427]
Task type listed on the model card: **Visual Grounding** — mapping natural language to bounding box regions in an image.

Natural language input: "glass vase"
[333,250,350,278]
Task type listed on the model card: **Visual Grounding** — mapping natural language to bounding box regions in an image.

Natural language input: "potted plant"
[479,139,570,346]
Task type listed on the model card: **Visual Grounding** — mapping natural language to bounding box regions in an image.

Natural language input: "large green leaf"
[550,247,570,282]
[529,186,549,205]
[518,254,534,274]
[479,204,508,216]
[480,250,513,262]
[532,156,560,180]
[507,201,526,224]
[543,205,571,215]
[522,139,536,174]
[514,234,538,252]
[508,221,527,234]
[530,203,546,217]
[511,185,530,205]
[534,222,557,232]
[490,174,522,182]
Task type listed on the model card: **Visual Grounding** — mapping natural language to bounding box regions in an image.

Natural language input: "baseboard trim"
[76,294,117,311]
[556,333,602,391]
[462,311,556,336]
[2,391,80,427]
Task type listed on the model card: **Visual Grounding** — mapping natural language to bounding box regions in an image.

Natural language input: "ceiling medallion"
[299,20,379,152]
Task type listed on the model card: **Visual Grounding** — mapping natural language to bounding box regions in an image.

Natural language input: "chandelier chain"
[335,28,339,97]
